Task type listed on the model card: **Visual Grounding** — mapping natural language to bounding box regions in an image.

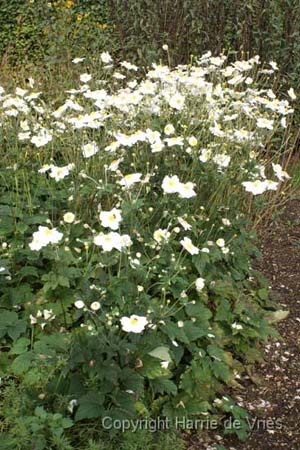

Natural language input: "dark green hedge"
[1,0,300,82]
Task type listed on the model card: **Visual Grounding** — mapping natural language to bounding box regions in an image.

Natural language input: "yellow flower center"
[130,318,138,325]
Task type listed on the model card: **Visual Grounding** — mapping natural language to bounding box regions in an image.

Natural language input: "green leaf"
[148,346,171,362]
[162,322,189,344]
[0,310,26,340]
[211,360,231,382]
[75,392,105,421]
[11,351,34,375]
[10,284,34,306]
[61,417,73,429]
[9,337,30,355]
[34,333,70,354]
[184,321,207,341]
[151,378,177,395]
[258,288,269,300]
[18,266,39,279]
[119,368,144,393]
[215,298,233,322]
[137,355,166,379]
[110,391,136,417]
[8,320,27,341]
[207,345,233,366]
[186,399,211,415]
[57,275,70,288]
[185,302,212,320]
[0,310,18,338]
[193,253,210,273]
[212,281,237,299]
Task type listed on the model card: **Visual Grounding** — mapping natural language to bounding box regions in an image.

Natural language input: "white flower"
[151,140,164,153]
[169,93,185,110]
[242,180,267,195]
[18,132,31,141]
[272,163,290,181]
[177,182,197,198]
[213,153,231,168]
[264,179,279,191]
[177,217,192,230]
[113,72,126,80]
[120,61,138,71]
[188,136,197,147]
[222,218,231,226]
[195,277,205,292]
[162,44,169,51]
[165,137,184,147]
[100,208,122,230]
[120,315,148,333]
[100,51,113,64]
[162,175,181,194]
[269,61,278,71]
[30,314,37,325]
[201,247,210,253]
[68,399,78,413]
[93,232,131,252]
[146,129,161,144]
[29,226,63,251]
[199,149,212,163]
[20,120,30,131]
[257,118,274,130]
[242,179,278,195]
[93,233,117,252]
[119,173,142,188]
[31,129,52,147]
[43,309,55,321]
[177,321,184,328]
[153,228,170,243]
[74,300,85,309]
[72,57,85,64]
[38,164,52,174]
[164,123,175,135]
[209,123,224,137]
[180,237,199,255]
[160,361,169,369]
[16,87,27,97]
[90,302,100,311]
[288,87,296,100]
[80,73,92,83]
[232,322,243,330]
[108,158,123,172]
[48,164,74,182]
[81,141,99,159]
[216,238,225,248]
[63,212,75,223]
[120,234,132,248]
[281,117,287,128]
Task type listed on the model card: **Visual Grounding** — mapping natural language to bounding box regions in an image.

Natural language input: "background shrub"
[1,0,300,78]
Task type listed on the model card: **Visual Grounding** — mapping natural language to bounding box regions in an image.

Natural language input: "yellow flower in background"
[64,0,74,7]
[97,23,108,30]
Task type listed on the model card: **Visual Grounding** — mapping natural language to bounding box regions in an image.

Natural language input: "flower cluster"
[0,51,293,427]
[29,226,63,251]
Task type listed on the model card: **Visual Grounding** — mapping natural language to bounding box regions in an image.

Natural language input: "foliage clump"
[0,52,293,448]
